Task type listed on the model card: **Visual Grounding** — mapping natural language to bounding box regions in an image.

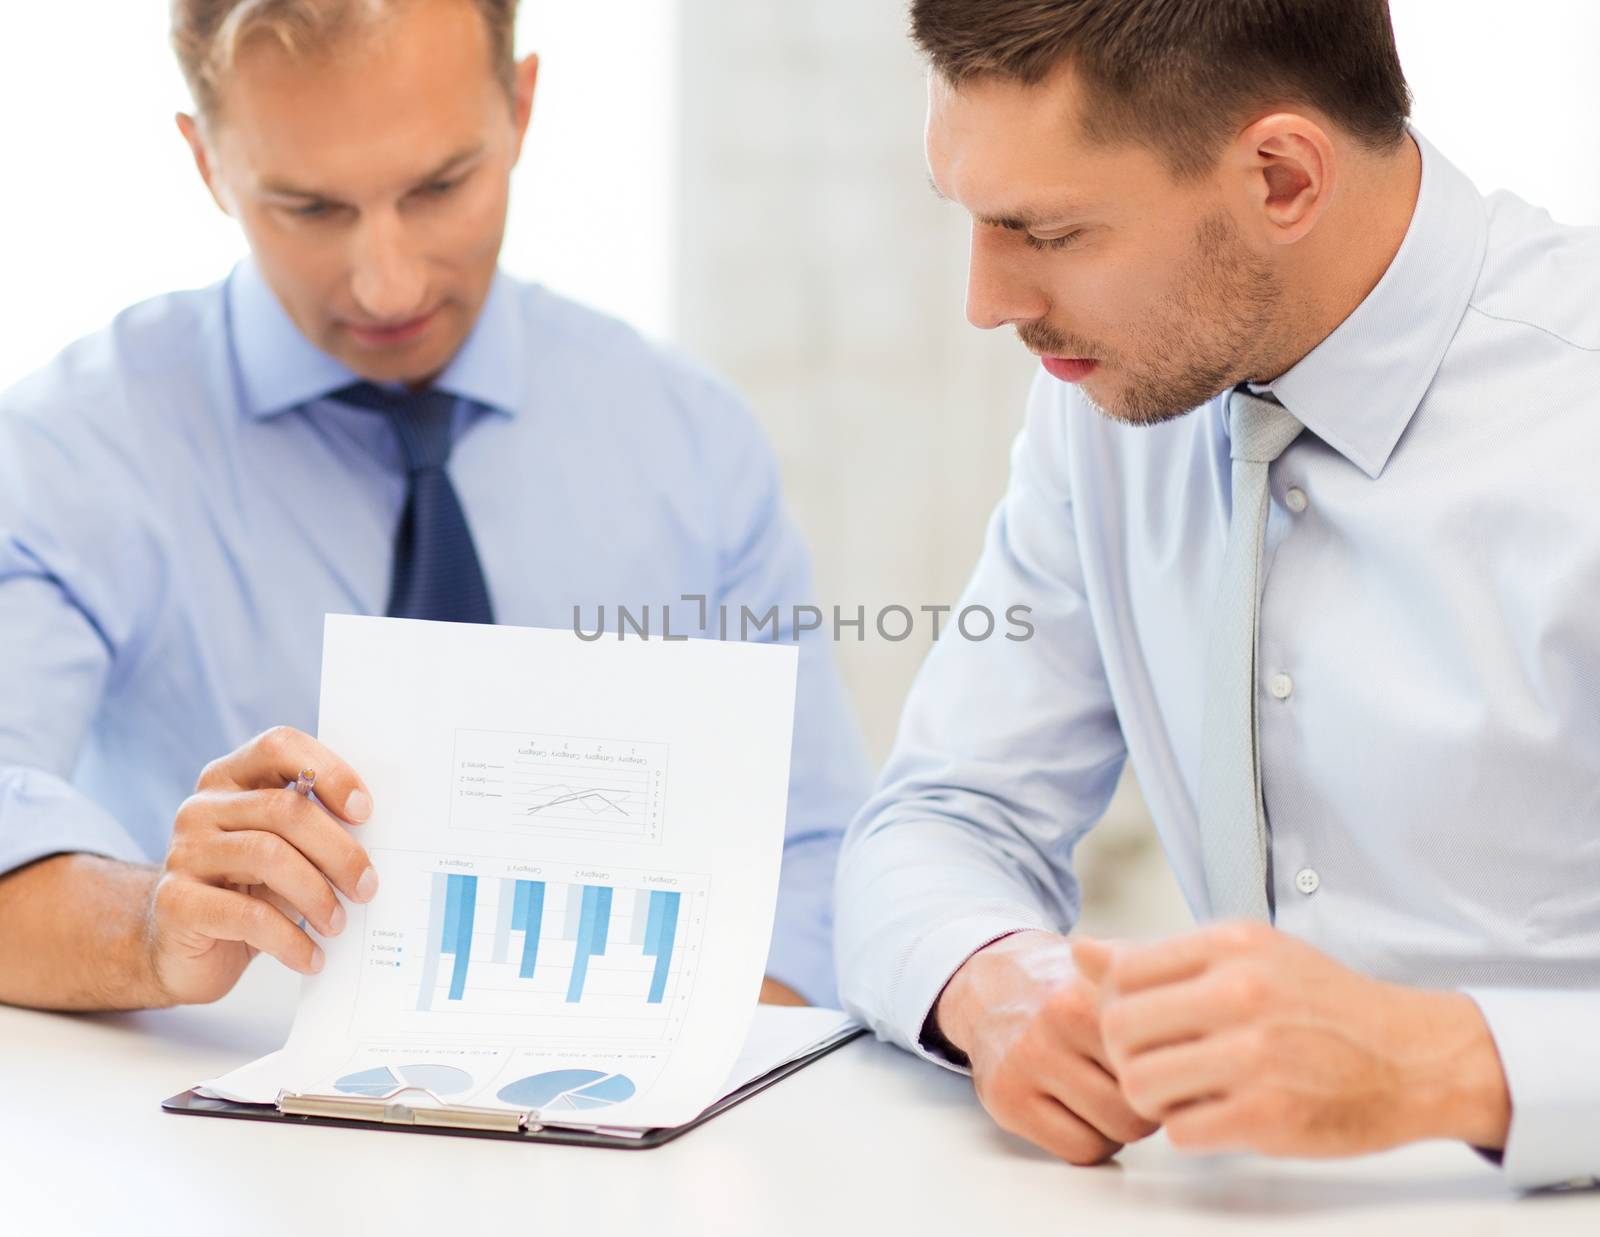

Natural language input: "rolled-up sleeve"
[0,384,154,876]
[0,561,145,875]
[835,376,1126,1061]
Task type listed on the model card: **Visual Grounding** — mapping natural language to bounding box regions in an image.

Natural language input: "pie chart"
[496,1069,637,1111]
[334,1063,474,1098]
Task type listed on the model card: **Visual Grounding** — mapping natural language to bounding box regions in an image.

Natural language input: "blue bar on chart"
[441,874,478,1001]
[563,884,584,940]
[513,879,546,979]
[416,872,449,1011]
[630,889,651,946]
[643,890,681,1004]
[492,878,516,963]
[565,885,614,1003]
[591,886,612,955]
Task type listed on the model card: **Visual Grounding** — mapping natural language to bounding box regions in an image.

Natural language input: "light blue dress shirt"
[836,132,1600,1188]
[0,259,872,1006]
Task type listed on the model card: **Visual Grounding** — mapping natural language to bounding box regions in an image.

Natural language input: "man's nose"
[965,224,1050,332]
[348,210,429,321]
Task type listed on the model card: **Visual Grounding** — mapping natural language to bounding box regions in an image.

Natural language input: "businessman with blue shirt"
[0,0,869,1012]
[838,0,1599,1191]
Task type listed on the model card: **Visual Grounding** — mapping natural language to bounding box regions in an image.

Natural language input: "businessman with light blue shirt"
[0,0,869,1012]
[839,0,1600,1192]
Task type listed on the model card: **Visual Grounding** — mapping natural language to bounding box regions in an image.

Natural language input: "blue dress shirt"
[836,132,1600,1188]
[0,259,872,1006]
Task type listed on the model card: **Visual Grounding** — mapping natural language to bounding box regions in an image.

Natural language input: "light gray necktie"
[1199,388,1304,921]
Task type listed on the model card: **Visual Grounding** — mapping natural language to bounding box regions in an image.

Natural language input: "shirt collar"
[429,269,525,417]
[1250,128,1488,479]
[228,258,525,419]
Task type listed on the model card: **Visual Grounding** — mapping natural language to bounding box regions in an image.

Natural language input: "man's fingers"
[1040,1051,1161,1145]
[1069,936,1115,985]
[1163,1094,1255,1154]
[1099,973,1239,1058]
[258,888,306,926]
[1103,921,1269,997]
[1040,973,1118,1075]
[184,831,347,938]
[200,726,373,825]
[167,881,325,975]
[211,789,377,904]
[1117,1032,1244,1120]
[1056,1016,1118,1077]
[1013,1093,1124,1166]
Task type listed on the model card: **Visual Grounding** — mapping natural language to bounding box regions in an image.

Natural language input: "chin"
[333,338,455,388]
[1083,380,1195,429]
[1075,377,1123,420]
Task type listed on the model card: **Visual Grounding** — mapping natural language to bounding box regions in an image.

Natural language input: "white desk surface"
[2,962,1595,1236]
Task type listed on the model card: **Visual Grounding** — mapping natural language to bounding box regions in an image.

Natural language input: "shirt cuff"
[891,907,1052,1073]
[764,829,844,1007]
[0,766,146,877]
[1463,986,1600,1190]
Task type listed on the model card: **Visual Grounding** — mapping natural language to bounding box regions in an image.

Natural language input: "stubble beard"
[1023,212,1286,428]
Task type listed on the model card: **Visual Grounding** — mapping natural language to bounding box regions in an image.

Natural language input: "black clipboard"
[162,1026,865,1149]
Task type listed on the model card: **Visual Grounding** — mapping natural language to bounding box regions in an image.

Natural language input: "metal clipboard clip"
[278,1086,547,1135]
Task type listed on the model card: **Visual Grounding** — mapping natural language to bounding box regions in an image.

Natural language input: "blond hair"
[171,0,519,116]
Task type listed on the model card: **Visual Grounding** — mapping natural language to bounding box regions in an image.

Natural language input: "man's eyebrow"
[259,145,486,200]
[926,177,1083,230]
[410,146,487,186]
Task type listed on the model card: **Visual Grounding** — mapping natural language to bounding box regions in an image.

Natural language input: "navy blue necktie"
[332,382,495,624]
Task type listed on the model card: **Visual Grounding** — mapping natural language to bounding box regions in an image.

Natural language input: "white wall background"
[0,2,676,391]
[1391,0,1600,225]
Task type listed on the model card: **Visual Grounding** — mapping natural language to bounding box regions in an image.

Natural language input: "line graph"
[451,730,669,843]
[523,786,633,818]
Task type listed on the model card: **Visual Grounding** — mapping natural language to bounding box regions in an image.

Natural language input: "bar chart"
[361,851,707,1043]
[450,730,669,844]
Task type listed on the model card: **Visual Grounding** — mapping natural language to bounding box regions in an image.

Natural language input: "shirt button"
[1295,867,1320,895]
[1285,487,1308,513]
[1269,672,1294,700]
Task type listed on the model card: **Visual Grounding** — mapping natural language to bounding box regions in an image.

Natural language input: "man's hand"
[759,977,807,1005]
[934,930,1160,1164]
[1075,922,1512,1157]
[145,726,378,1005]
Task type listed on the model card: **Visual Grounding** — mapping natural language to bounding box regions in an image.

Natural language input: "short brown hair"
[910,0,1411,178]
[171,0,519,117]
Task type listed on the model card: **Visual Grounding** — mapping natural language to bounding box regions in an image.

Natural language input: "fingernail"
[328,903,347,936]
[345,789,373,823]
[355,866,380,902]
[310,946,325,974]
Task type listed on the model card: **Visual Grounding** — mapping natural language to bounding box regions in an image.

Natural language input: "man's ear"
[175,112,231,216]
[1228,111,1337,247]
[509,52,540,163]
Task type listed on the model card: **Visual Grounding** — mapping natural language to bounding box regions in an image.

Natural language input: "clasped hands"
[934,922,1511,1165]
